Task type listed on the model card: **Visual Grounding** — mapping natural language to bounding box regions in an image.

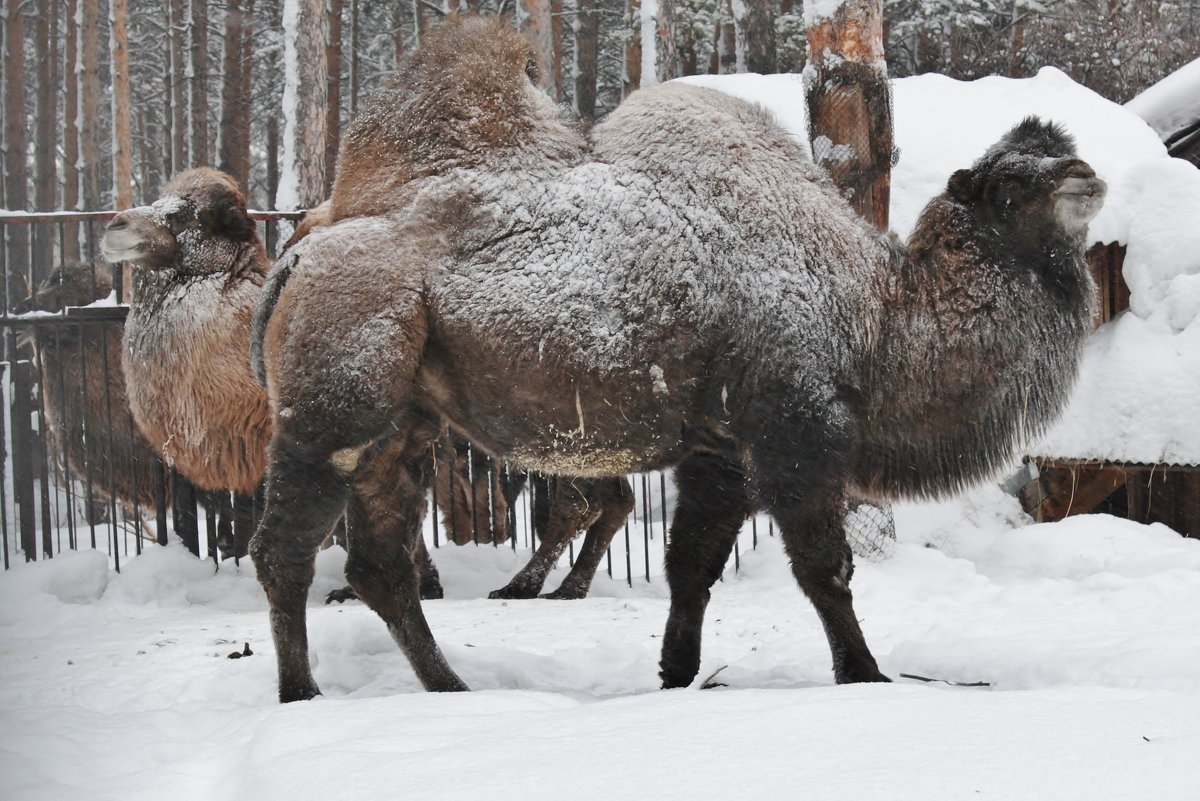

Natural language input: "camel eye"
[525,55,539,82]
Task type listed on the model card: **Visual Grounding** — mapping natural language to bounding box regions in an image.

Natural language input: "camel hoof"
[539,586,587,600]
[488,584,539,600]
[835,665,891,684]
[325,586,359,605]
[279,680,322,703]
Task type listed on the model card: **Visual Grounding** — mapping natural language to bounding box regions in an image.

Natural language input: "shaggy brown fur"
[101,168,273,496]
[18,261,167,516]
[280,190,634,598]
[250,17,1103,702]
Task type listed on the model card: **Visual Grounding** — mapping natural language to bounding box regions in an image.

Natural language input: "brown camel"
[249,17,1104,702]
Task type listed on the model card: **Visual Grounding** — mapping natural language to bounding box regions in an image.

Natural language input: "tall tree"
[413,0,431,44]
[325,0,342,193]
[62,0,79,259]
[110,0,134,209]
[739,0,775,73]
[348,0,359,115]
[3,0,30,284]
[169,0,187,173]
[33,0,58,271]
[549,0,564,100]
[804,0,892,230]
[279,0,328,209]
[520,0,558,97]
[79,0,103,210]
[190,0,210,166]
[623,0,642,96]
[637,0,679,86]
[574,0,599,119]
[220,0,252,187]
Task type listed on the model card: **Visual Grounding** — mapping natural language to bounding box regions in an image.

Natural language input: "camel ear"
[203,192,255,242]
[947,169,973,200]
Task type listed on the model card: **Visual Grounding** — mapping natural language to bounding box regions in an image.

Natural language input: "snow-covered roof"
[1126,57,1200,143]
[679,68,1200,466]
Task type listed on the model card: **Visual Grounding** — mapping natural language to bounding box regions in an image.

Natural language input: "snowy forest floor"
[2,485,1199,800]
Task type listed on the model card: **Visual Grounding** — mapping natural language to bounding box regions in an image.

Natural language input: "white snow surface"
[679,68,1200,464]
[1126,57,1200,141]
[4,488,1200,799]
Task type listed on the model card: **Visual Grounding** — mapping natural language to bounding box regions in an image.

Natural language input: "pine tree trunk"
[239,0,254,188]
[267,116,279,207]
[280,0,328,209]
[191,0,210,166]
[62,0,79,259]
[349,0,359,115]
[574,0,599,119]
[169,0,187,172]
[4,0,30,284]
[654,0,679,83]
[624,0,641,96]
[729,0,746,72]
[520,0,557,97]
[718,1,736,74]
[413,0,430,45]
[34,0,58,275]
[110,0,134,210]
[550,0,564,101]
[392,2,404,69]
[79,0,102,210]
[804,0,892,230]
[325,0,342,193]
[741,0,776,74]
[219,0,250,187]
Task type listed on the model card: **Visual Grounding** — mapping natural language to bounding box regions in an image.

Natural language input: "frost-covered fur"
[18,262,167,515]
[249,17,1103,703]
[102,168,273,496]
[274,192,632,601]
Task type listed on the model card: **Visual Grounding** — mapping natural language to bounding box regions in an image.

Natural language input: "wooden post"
[803,0,893,231]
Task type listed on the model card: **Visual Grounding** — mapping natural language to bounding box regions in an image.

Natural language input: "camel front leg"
[659,452,753,689]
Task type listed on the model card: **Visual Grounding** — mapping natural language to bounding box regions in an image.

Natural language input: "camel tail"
[251,248,298,388]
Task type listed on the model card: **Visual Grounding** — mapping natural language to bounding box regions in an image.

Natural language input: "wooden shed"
[1020,238,1200,539]
[1126,57,1200,168]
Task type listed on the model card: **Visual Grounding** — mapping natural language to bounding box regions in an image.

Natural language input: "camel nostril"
[107,217,128,232]
[1063,162,1095,180]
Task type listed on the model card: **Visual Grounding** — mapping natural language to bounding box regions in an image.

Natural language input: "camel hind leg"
[748,410,889,685]
[249,434,354,702]
[541,477,635,600]
[344,429,467,692]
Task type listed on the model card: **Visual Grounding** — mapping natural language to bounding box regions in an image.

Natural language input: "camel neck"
[857,204,1095,499]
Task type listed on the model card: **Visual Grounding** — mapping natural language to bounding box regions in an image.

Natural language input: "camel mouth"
[100,231,148,263]
[1053,175,1106,231]
[1053,177,1106,199]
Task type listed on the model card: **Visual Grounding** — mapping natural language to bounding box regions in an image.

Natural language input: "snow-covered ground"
[3,486,1200,800]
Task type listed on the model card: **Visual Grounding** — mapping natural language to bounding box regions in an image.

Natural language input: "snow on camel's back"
[248,15,1105,703]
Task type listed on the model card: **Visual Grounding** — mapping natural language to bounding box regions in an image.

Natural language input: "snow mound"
[0,550,109,623]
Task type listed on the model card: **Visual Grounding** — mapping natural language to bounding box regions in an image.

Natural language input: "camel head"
[946,117,1106,243]
[101,168,258,275]
[16,261,111,315]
